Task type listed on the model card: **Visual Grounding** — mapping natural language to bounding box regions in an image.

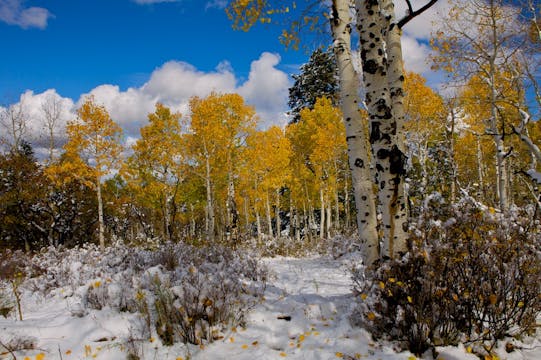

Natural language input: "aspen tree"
[63,97,123,250]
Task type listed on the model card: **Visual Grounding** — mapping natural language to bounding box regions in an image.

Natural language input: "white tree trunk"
[320,188,325,239]
[96,176,105,250]
[276,189,281,238]
[357,0,409,259]
[331,0,379,266]
[205,154,215,241]
[256,210,262,240]
[326,198,332,238]
[266,192,274,238]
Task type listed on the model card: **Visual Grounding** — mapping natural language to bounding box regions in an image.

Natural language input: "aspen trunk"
[256,210,262,240]
[326,198,332,239]
[164,194,171,240]
[244,197,250,235]
[266,192,273,238]
[476,136,485,198]
[344,175,351,229]
[320,188,325,239]
[205,155,215,241]
[295,207,301,242]
[190,203,196,238]
[358,0,409,259]
[331,0,379,266]
[276,189,281,238]
[97,176,105,250]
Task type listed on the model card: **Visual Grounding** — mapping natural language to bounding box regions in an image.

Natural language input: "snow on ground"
[1,255,540,360]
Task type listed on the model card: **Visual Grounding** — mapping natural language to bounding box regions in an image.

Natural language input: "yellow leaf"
[388,278,396,283]
[408,356,417,360]
[466,346,473,353]
[298,334,305,342]
[518,301,524,308]
[367,312,376,321]
[229,337,235,343]
[489,294,497,305]
[379,281,385,290]
[65,350,72,355]
[242,344,249,349]
[24,357,31,360]
[407,296,413,303]
[355,354,362,359]
[279,352,287,357]
[176,357,184,360]
[336,352,344,358]
[360,293,368,301]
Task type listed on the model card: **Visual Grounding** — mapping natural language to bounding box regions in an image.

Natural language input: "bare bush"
[352,199,541,357]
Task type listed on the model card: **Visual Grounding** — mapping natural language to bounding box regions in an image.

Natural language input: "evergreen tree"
[288,48,339,123]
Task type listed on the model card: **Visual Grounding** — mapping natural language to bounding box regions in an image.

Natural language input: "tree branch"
[398,0,439,29]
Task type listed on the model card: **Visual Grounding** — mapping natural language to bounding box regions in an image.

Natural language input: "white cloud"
[0,0,52,29]
[205,0,228,10]
[238,52,290,128]
[81,85,157,136]
[401,35,432,74]
[3,53,292,156]
[142,61,237,102]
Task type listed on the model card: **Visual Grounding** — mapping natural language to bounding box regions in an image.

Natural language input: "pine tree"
[288,48,339,123]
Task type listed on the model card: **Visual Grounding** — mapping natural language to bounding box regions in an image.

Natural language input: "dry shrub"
[352,200,541,357]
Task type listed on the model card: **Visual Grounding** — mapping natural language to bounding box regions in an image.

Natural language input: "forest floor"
[1,254,540,360]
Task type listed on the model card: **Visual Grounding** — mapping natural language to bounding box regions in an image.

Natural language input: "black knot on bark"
[363,59,378,74]
[377,148,389,160]
[354,158,364,168]
[389,145,407,175]
[370,121,381,142]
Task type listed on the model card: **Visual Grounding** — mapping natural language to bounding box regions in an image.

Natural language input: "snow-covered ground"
[1,255,540,360]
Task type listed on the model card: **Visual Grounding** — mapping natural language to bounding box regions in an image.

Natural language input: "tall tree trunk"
[320,188,325,239]
[295,206,301,242]
[205,155,215,241]
[331,0,379,266]
[358,0,409,259]
[266,192,273,238]
[476,136,485,199]
[344,175,351,229]
[190,203,196,238]
[244,196,250,235]
[97,176,105,250]
[275,188,281,238]
[256,210,262,240]
[326,197,332,239]
[448,106,458,203]
[163,193,171,240]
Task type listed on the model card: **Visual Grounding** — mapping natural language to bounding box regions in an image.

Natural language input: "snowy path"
[195,257,405,360]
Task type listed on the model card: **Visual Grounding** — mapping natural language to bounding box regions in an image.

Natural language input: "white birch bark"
[320,188,325,239]
[357,0,409,259]
[205,152,215,241]
[96,176,105,250]
[326,198,332,238]
[331,0,379,266]
[276,189,281,238]
[266,192,274,238]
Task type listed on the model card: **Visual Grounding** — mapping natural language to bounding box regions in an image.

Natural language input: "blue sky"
[0,0,448,157]
[0,0,306,100]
